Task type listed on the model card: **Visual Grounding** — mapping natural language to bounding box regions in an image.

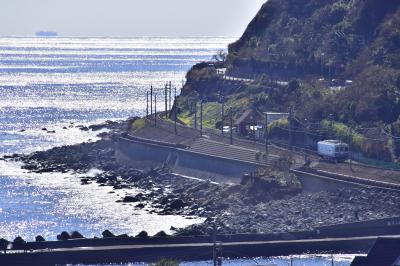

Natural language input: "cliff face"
[177,0,400,160]
[179,0,400,124]
[227,0,400,79]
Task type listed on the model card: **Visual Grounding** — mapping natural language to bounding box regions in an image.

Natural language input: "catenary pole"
[194,102,197,129]
[200,100,203,137]
[265,112,269,154]
[174,96,177,135]
[146,91,149,117]
[165,84,168,119]
[154,93,157,126]
[150,85,153,115]
[221,95,224,136]
[230,108,233,145]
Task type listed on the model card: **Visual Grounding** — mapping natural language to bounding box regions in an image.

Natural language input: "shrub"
[131,118,146,131]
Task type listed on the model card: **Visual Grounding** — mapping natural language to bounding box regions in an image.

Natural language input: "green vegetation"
[320,120,364,150]
[177,110,193,126]
[177,101,224,128]
[176,0,400,162]
[131,118,147,132]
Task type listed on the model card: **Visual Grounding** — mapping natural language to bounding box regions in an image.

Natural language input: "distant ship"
[35,31,58,37]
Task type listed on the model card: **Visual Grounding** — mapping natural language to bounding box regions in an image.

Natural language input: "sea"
[0,37,355,265]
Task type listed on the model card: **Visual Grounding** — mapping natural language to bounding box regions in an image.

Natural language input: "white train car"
[317,140,349,161]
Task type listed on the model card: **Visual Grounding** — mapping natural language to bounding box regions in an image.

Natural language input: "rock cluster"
[4,119,400,236]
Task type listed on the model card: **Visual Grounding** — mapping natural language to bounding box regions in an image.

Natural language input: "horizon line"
[0,35,239,39]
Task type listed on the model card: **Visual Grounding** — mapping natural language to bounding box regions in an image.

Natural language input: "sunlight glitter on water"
[0,37,228,241]
[0,160,204,241]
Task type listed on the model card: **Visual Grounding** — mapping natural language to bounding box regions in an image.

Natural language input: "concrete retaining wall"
[292,170,355,192]
[116,136,387,192]
[116,137,261,183]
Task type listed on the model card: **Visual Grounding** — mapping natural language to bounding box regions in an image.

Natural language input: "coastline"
[2,117,400,240]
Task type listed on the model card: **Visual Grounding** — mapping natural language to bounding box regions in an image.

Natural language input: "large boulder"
[70,231,84,239]
[102,230,115,238]
[57,231,71,241]
[12,236,26,250]
[153,231,169,238]
[35,235,46,242]
[122,194,143,203]
[0,238,9,252]
[169,199,185,210]
[135,231,149,238]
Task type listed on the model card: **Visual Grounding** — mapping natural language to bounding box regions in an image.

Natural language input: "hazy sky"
[1,0,266,37]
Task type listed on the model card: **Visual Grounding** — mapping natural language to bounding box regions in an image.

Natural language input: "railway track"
[134,114,400,191]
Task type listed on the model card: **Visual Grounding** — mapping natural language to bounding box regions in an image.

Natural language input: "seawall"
[116,136,262,183]
[0,236,378,266]
[116,136,388,192]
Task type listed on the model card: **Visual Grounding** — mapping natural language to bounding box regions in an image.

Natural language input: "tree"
[212,50,227,62]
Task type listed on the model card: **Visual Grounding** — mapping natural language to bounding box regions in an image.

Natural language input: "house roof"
[234,109,263,125]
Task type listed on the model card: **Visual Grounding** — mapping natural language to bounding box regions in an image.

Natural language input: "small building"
[234,109,264,139]
[216,68,227,76]
[265,112,289,125]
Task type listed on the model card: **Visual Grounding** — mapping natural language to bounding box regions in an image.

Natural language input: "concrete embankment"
[3,216,400,265]
[117,134,400,192]
[0,236,382,266]
[116,135,263,183]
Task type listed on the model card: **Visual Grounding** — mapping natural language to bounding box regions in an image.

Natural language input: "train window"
[335,146,348,152]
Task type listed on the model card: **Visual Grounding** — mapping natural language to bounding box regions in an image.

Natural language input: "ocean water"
[0,37,233,241]
[0,37,355,265]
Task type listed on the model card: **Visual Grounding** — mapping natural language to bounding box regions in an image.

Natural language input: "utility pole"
[304,118,308,164]
[194,102,198,129]
[349,127,353,171]
[169,83,172,114]
[220,94,224,135]
[212,224,222,266]
[320,53,325,77]
[173,86,177,118]
[200,100,203,137]
[252,119,256,142]
[154,93,157,126]
[146,91,149,117]
[174,86,177,100]
[289,107,294,152]
[212,224,217,266]
[150,85,153,115]
[174,96,177,135]
[230,108,233,145]
[329,114,334,139]
[164,84,168,119]
[265,112,269,154]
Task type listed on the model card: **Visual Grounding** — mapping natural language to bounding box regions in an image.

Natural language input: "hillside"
[228,0,399,79]
[177,0,400,162]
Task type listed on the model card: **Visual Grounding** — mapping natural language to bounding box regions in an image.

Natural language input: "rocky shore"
[3,118,400,236]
